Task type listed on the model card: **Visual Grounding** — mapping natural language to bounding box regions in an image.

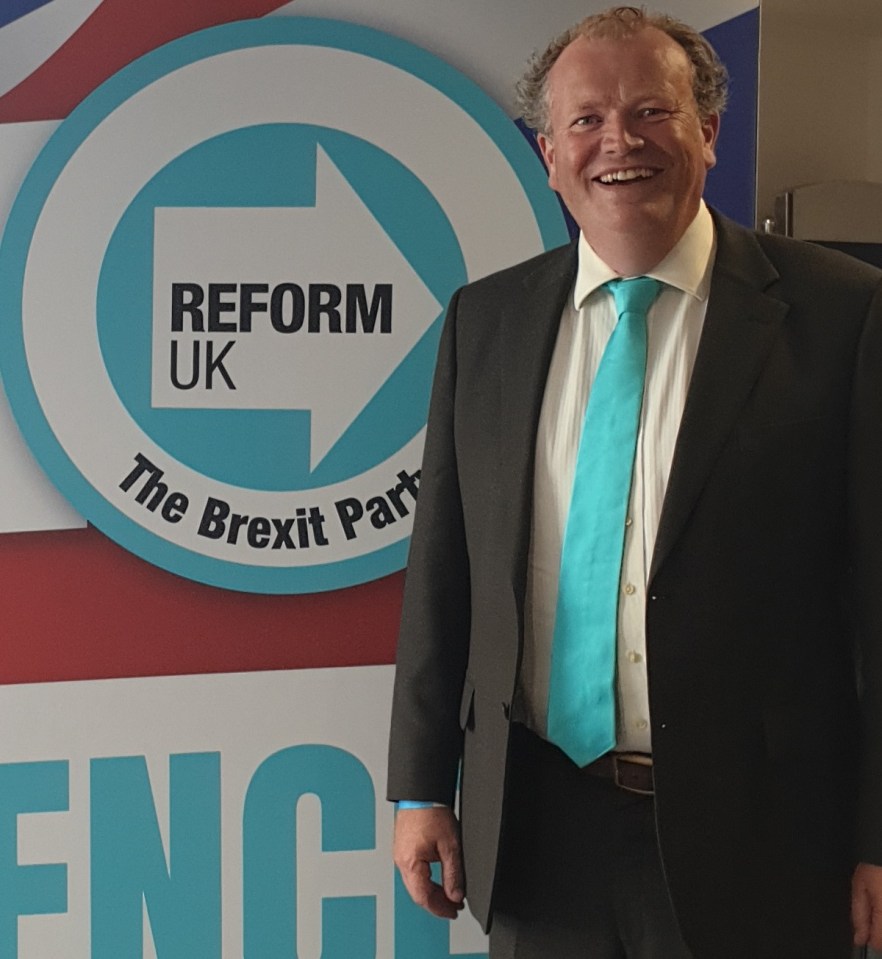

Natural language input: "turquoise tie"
[546,276,663,766]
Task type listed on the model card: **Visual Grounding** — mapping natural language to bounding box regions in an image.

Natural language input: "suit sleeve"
[387,289,472,806]
[849,278,882,864]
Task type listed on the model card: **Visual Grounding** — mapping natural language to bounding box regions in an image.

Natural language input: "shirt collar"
[572,201,716,310]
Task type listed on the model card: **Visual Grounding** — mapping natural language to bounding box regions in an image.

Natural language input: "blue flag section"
[0,0,54,30]
[704,7,760,227]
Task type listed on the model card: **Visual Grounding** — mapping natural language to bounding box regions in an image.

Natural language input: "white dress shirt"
[517,202,716,754]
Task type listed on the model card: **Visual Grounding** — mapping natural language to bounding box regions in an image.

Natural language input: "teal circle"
[98,123,462,491]
[0,17,568,593]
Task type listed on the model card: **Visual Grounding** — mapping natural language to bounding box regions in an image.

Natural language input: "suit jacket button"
[502,702,511,719]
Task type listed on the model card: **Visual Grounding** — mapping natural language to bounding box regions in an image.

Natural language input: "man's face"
[537,28,719,262]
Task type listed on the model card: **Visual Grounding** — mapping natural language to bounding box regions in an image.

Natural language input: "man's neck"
[574,203,715,306]
[581,229,680,277]
[580,202,703,277]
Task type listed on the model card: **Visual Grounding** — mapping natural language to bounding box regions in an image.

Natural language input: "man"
[387,7,882,958]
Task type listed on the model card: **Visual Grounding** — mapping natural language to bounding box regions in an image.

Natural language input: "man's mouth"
[595,168,657,184]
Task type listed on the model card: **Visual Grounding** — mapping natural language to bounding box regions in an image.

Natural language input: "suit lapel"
[499,243,577,592]
[650,216,790,581]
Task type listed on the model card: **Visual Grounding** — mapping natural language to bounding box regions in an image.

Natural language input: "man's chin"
[579,204,671,241]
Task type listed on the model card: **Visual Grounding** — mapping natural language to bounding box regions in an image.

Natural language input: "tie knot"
[605,276,663,318]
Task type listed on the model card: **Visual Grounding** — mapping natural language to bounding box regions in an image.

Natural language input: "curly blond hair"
[516,6,728,134]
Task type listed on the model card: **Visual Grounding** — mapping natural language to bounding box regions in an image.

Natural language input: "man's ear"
[537,132,558,191]
[701,113,720,170]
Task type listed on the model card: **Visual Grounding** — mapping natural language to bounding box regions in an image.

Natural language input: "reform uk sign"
[0,18,566,592]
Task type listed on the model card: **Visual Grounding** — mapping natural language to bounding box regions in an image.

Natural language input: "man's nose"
[602,115,643,153]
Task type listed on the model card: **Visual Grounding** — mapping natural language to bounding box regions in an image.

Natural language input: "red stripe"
[0,525,402,684]
[0,0,292,122]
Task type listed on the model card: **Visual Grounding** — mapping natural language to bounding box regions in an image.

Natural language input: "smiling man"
[536,25,718,275]
[388,7,882,958]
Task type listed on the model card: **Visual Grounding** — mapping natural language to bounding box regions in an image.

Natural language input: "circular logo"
[0,18,567,593]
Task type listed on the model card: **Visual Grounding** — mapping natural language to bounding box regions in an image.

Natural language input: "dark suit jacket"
[387,211,882,957]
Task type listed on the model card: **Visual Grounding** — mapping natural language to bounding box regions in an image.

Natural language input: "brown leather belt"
[585,752,654,795]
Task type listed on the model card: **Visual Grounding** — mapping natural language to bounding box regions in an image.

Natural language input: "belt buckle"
[612,752,654,796]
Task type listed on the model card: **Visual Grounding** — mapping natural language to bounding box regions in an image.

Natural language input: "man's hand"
[852,862,882,950]
[393,806,465,919]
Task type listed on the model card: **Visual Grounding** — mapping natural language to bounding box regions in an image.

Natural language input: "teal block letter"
[90,752,221,959]
[0,761,68,959]
[243,744,376,959]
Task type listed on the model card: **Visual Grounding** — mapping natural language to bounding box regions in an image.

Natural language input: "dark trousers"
[488,724,864,959]
[488,724,693,959]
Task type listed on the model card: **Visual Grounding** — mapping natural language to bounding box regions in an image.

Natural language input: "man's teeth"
[598,168,655,184]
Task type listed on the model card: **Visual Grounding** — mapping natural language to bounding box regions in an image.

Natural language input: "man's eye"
[638,107,669,119]
[574,115,601,127]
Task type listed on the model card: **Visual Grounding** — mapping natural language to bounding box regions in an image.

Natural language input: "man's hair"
[516,6,729,134]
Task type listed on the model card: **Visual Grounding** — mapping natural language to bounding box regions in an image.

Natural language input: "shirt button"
[626,650,643,664]
[625,516,633,527]
[636,718,649,731]
[624,583,636,596]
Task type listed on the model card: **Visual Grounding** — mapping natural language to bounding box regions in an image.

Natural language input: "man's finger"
[870,891,882,953]
[439,838,465,903]
[853,885,870,946]
[401,861,462,919]
[852,862,882,948]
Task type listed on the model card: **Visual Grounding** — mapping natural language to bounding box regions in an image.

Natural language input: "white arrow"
[151,145,442,471]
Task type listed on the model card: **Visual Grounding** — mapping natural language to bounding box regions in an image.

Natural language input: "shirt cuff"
[395,800,448,809]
